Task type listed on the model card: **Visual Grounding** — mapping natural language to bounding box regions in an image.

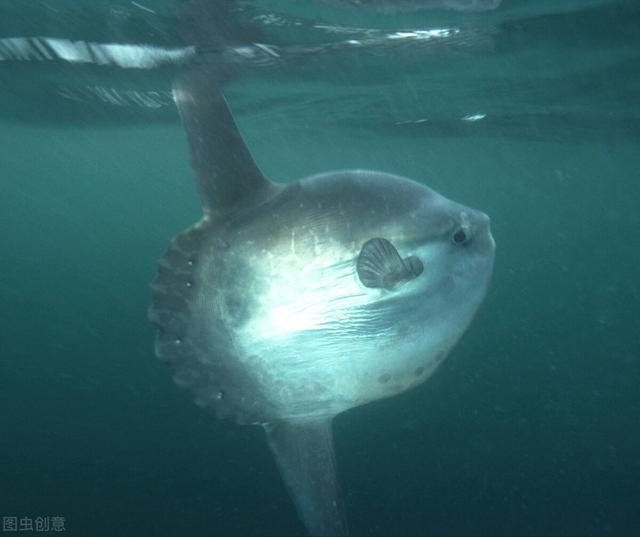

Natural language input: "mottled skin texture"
[151,169,494,424]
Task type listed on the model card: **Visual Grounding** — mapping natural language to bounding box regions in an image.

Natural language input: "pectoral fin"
[356,238,424,289]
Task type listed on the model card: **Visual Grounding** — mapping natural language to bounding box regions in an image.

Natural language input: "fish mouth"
[472,210,496,255]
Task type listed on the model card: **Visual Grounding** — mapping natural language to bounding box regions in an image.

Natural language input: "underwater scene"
[1,1,639,536]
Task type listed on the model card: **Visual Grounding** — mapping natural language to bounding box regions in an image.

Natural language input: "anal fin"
[264,418,348,537]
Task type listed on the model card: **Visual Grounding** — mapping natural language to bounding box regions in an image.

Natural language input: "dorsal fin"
[173,66,272,217]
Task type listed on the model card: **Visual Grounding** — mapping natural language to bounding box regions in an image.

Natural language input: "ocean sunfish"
[149,66,495,536]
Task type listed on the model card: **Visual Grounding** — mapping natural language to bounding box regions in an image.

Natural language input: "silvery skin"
[150,67,495,536]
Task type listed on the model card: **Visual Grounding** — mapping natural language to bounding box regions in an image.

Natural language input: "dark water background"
[1,1,639,535]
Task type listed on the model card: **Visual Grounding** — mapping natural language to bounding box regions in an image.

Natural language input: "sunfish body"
[150,67,495,536]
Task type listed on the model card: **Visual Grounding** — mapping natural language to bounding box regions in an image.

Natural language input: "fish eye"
[452,227,469,245]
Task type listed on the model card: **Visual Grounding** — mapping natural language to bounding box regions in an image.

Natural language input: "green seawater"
[1,1,639,536]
